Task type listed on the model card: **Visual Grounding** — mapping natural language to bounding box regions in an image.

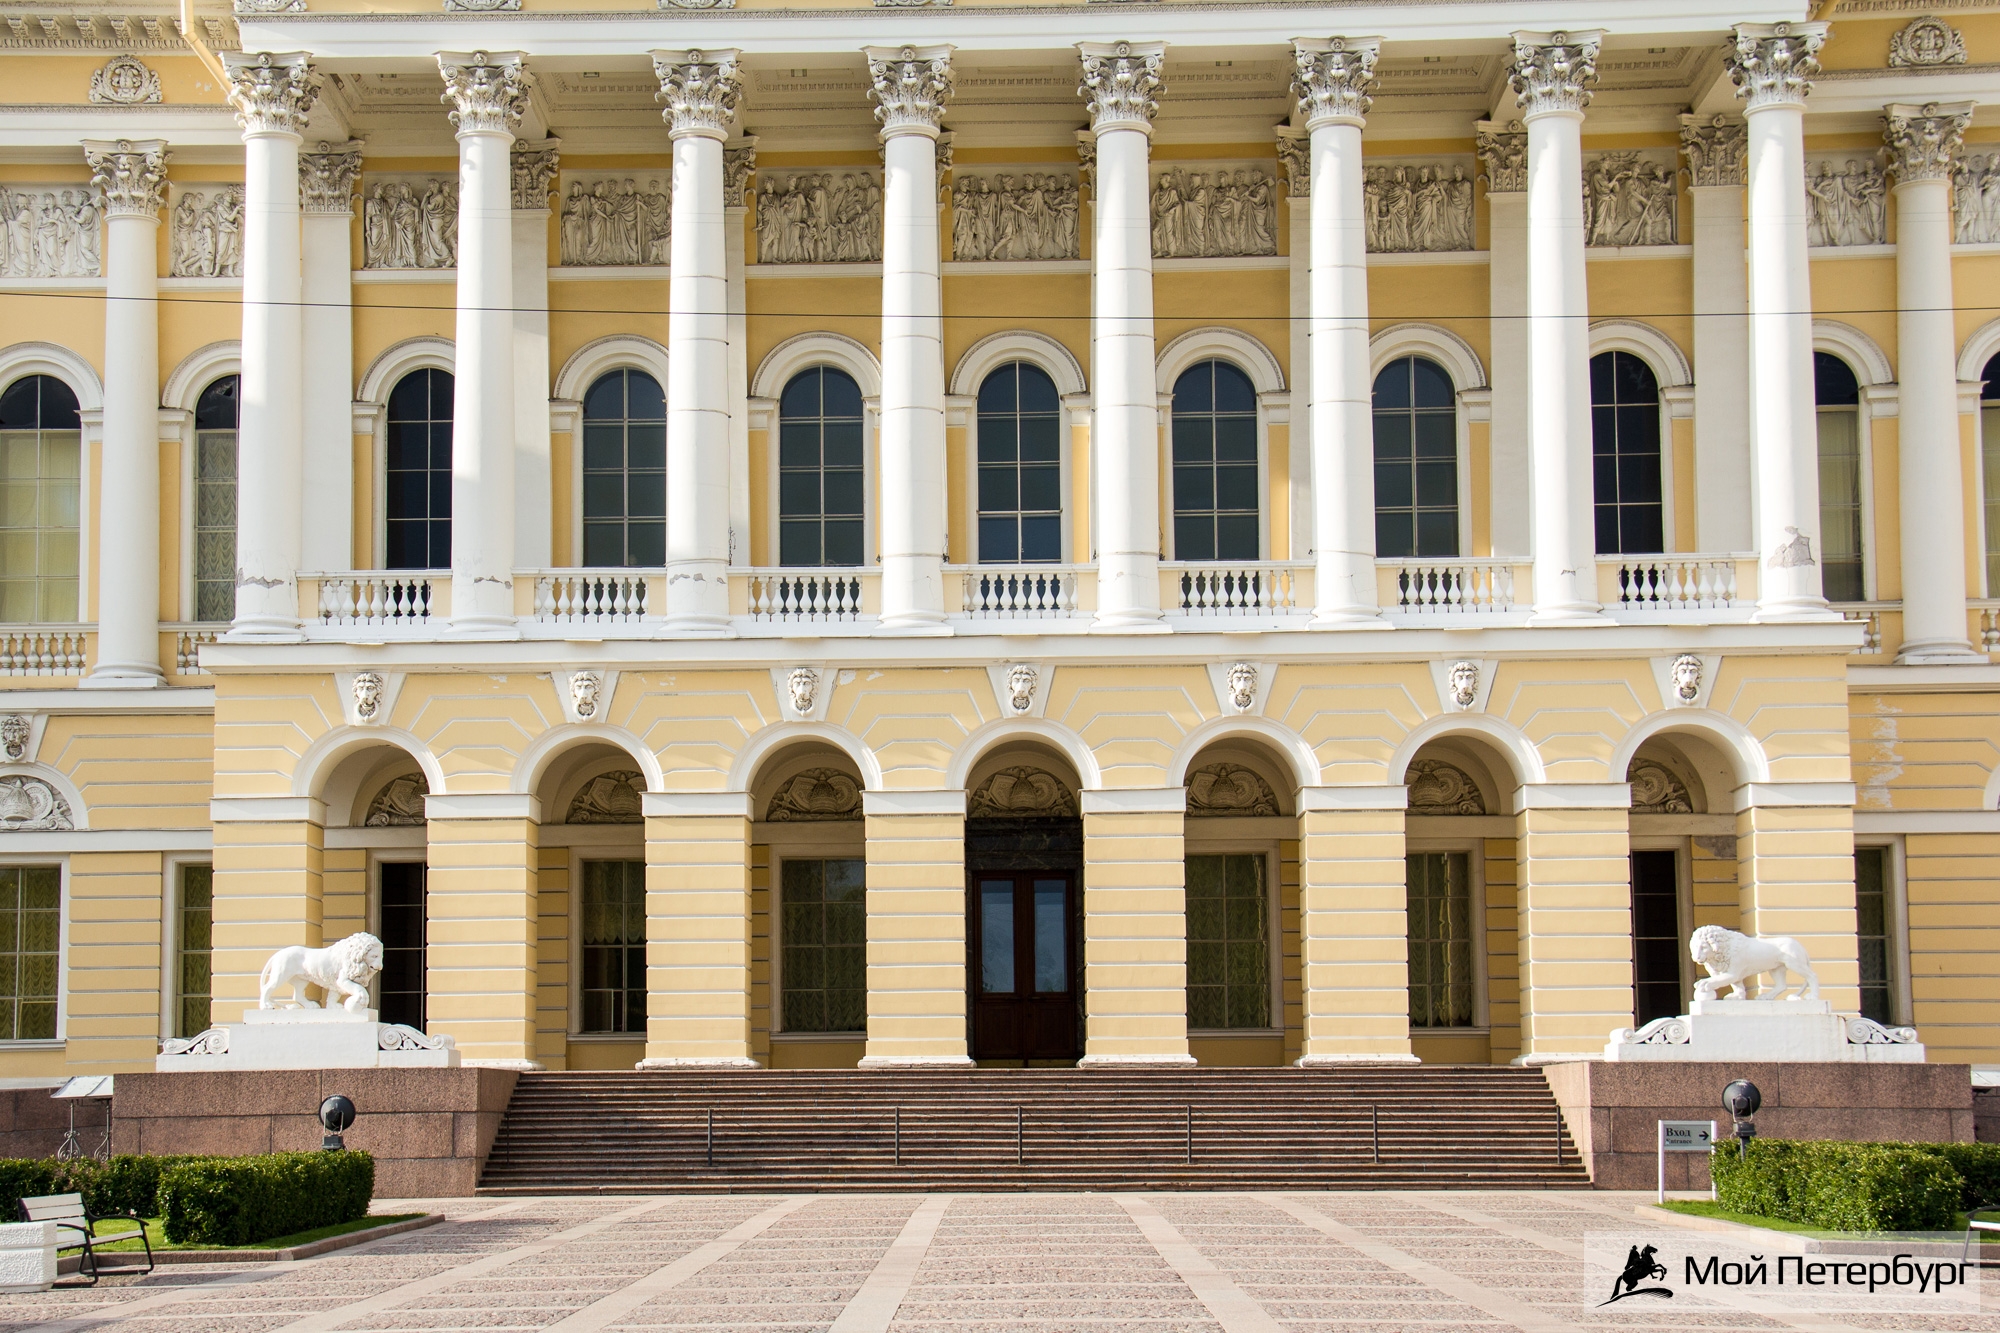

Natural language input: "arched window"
[0,375,81,622]
[1171,359,1258,561]
[1589,350,1664,555]
[778,367,864,567]
[976,362,1062,563]
[1372,355,1459,559]
[581,369,666,567]
[1982,353,2000,596]
[193,375,239,622]
[386,369,452,570]
[1816,352,1865,603]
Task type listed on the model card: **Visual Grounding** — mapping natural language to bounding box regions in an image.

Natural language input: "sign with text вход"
[1658,1120,1717,1203]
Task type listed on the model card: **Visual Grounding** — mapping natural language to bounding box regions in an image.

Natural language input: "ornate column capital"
[1077,41,1164,134]
[1475,120,1527,193]
[1680,114,1747,187]
[510,137,561,210]
[1509,30,1601,119]
[438,51,531,138]
[83,138,168,218]
[299,139,364,214]
[222,51,319,138]
[1291,37,1378,130]
[650,48,743,141]
[1275,128,1309,197]
[1884,100,1974,182]
[724,136,758,208]
[866,44,954,139]
[1727,21,1828,112]
[1075,129,1097,188]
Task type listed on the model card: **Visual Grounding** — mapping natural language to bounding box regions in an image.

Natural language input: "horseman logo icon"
[1603,1244,1674,1305]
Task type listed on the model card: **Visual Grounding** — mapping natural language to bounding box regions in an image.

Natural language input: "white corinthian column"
[869,45,954,634]
[653,50,742,635]
[1510,30,1601,621]
[1728,22,1830,619]
[1079,41,1165,628]
[1886,101,1983,661]
[299,141,363,574]
[223,53,319,641]
[81,139,168,683]
[1294,37,1382,624]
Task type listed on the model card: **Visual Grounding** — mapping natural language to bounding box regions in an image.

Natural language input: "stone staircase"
[476,1067,1591,1192]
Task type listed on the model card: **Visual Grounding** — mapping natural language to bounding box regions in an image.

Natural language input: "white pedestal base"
[1603,998,1925,1063]
[157,1007,460,1071]
[0,1222,55,1293]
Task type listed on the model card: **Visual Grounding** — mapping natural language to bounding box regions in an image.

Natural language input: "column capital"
[1291,37,1378,130]
[82,138,167,218]
[1475,119,1527,192]
[1727,21,1828,112]
[1508,30,1601,119]
[510,136,560,210]
[1679,113,1747,187]
[1075,128,1096,187]
[651,48,743,141]
[299,138,363,214]
[438,50,531,138]
[1275,127,1308,196]
[723,136,757,207]
[1077,40,1164,134]
[1884,100,1975,182]
[222,51,319,138]
[867,44,954,139]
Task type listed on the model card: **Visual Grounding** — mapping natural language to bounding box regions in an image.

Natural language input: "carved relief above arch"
[1406,759,1486,815]
[364,772,428,827]
[566,770,643,824]
[1185,762,1279,817]
[968,766,1078,819]
[765,767,864,822]
[1627,758,1695,814]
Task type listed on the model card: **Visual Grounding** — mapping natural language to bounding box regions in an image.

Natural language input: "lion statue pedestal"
[156,933,458,1072]
[1603,925,1924,1064]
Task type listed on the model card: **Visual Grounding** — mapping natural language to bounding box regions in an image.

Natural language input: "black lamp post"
[1723,1079,1761,1159]
[319,1094,357,1151]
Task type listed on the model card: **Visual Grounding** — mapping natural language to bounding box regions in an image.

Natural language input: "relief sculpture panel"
[1,187,102,278]
[169,186,244,278]
[1150,167,1275,259]
[756,172,882,264]
[1363,161,1474,253]
[559,174,672,267]
[1805,158,1886,248]
[950,173,1078,261]
[1583,151,1677,247]
[1955,155,2000,244]
[362,177,458,270]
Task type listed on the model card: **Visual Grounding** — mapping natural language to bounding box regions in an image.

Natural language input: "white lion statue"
[258,932,385,1013]
[1690,924,1819,1003]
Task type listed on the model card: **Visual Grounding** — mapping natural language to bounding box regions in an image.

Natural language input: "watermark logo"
[1601,1243,1673,1305]
[1584,1232,1981,1317]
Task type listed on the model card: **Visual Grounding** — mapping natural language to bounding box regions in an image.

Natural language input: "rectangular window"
[0,428,80,623]
[1985,405,2000,596]
[176,864,212,1038]
[781,858,865,1033]
[1818,406,1866,602]
[1630,849,1682,1026]
[378,861,426,1030]
[1856,847,1895,1025]
[0,866,59,1040]
[193,430,236,623]
[580,861,646,1034]
[1186,853,1270,1030]
[1407,852,1474,1028]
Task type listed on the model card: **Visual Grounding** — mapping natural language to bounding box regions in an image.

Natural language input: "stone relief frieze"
[765,767,863,822]
[1,187,101,277]
[0,775,71,830]
[566,770,643,824]
[968,766,1077,819]
[1805,158,1887,247]
[1363,161,1474,253]
[756,172,882,264]
[361,177,457,270]
[1150,167,1275,259]
[1583,151,1678,247]
[559,173,671,267]
[1955,155,2000,243]
[1406,759,1485,815]
[364,772,428,827]
[950,173,1079,261]
[1185,763,1279,817]
[169,186,244,278]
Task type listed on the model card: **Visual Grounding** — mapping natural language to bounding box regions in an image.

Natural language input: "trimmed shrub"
[82,1155,210,1218]
[0,1159,65,1218]
[157,1151,374,1246]
[1713,1139,1962,1232]
[1924,1141,2000,1211]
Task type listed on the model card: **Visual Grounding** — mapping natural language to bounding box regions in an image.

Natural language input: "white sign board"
[1658,1120,1718,1203]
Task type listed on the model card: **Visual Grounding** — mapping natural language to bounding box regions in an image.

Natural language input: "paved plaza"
[3,1189,1996,1333]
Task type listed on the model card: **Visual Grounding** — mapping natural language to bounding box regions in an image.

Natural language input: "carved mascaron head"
[1227,662,1258,712]
[787,667,819,717]
[0,715,28,761]
[1007,664,1038,714]
[1671,653,1702,703]
[1448,660,1479,709]
[570,670,602,720]
[352,671,384,721]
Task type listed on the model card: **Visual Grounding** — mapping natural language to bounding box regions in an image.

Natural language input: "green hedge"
[157,1152,374,1246]
[0,1155,208,1219]
[1712,1139,1964,1232]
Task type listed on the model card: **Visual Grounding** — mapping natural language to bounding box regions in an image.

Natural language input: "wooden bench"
[18,1193,152,1283]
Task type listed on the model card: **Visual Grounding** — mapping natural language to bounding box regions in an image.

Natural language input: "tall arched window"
[1589,350,1664,554]
[976,362,1062,563]
[1171,359,1258,561]
[386,369,452,570]
[1372,355,1458,559]
[1816,352,1865,603]
[1982,352,2000,596]
[0,375,81,622]
[778,367,864,567]
[581,369,666,567]
[193,375,239,622]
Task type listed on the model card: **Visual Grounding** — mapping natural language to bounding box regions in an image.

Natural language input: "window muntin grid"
[0,376,80,623]
[1170,360,1259,562]
[1589,351,1664,555]
[1186,853,1269,1030]
[1372,355,1459,559]
[193,376,239,623]
[580,859,646,1034]
[779,857,865,1033]
[1406,852,1473,1028]
[385,369,453,571]
[1817,352,1865,603]
[976,362,1063,564]
[778,368,865,568]
[581,370,667,568]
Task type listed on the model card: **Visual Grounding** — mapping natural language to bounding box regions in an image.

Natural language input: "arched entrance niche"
[1178,738,1297,1068]
[1623,729,1739,1030]
[1400,734,1519,1066]
[319,742,432,1032]
[963,742,1083,1066]
[750,741,867,1070]
[533,741,648,1070]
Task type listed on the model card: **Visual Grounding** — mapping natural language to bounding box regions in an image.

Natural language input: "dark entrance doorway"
[378,860,427,1029]
[1630,849,1682,1026]
[965,815,1081,1062]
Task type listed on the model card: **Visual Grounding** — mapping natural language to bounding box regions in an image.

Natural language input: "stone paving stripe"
[1115,1194,1284,1333]
[537,1196,813,1333]
[258,1197,680,1333]
[827,1195,951,1333]
[1254,1193,1588,1333]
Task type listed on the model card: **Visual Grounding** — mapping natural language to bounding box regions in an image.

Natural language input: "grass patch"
[89,1212,424,1253]
[1654,1200,2000,1240]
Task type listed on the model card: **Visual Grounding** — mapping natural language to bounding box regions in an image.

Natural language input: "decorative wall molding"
[1889,16,1966,67]
[169,186,244,279]
[1680,114,1746,188]
[511,139,560,212]
[1806,157,1886,247]
[1628,758,1695,814]
[0,774,71,831]
[300,141,364,216]
[1475,121,1526,193]
[88,54,161,105]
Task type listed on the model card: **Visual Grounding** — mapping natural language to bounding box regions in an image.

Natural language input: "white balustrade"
[533,571,649,624]
[1384,560,1519,614]
[1168,562,1304,615]
[959,566,1080,618]
[1850,607,1885,655]
[314,573,439,626]
[0,628,89,675]
[1602,556,1741,611]
[170,626,216,674]
[744,569,867,622]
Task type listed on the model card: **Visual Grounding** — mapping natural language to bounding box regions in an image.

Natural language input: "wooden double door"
[969,872,1078,1062]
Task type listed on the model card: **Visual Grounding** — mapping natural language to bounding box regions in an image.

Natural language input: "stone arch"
[0,764,88,831]
[1166,716,1319,792]
[946,717,1102,793]
[293,725,447,806]
[1156,326,1286,396]
[949,330,1087,399]
[511,723,663,797]
[161,339,240,412]
[1368,322,1487,390]
[751,331,882,401]
[1588,318,1692,388]
[0,341,103,412]
[1178,738,1295,818]
[552,333,671,404]
[1387,713,1547,790]
[1607,709,1771,794]
[729,721,883,795]
[357,335,453,405]
[1819,319,1895,387]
